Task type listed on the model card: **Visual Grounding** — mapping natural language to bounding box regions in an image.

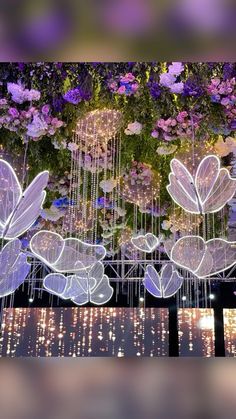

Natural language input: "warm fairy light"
[76,109,123,144]
[0,308,169,357]
[168,208,202,233]
[63,202,94,232]
[178,309,215,357]
[175,140,216,174]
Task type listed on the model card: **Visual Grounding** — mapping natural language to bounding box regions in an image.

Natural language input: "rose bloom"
[8,107,19,118]
[120,73,135,83]
[117,85,126,94]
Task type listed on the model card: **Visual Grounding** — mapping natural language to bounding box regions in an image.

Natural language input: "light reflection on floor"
[0,307,169,357]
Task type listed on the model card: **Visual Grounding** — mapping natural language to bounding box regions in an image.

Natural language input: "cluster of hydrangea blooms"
[108,73,139,95]
[151,111,202,141]
[0,83,64,141]
[70,143,114,173]
[159,62,185,94]
[47,172,73,196]
[124,161,153,186]
[207,77,236,130]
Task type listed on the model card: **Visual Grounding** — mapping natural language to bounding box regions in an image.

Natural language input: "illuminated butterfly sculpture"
[131,233,161,253]
[0,159,49,239]
[0,159,48,297]
[30,231,114,305]
[167,155,236,214]
[0,238,30,297]
[143,264,183,298]
[30,231,106,273]
[43,261,113,305]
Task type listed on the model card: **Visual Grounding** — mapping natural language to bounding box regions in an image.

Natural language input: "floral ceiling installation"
[1,62,236,307]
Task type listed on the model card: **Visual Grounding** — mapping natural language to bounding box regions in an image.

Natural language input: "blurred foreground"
[0,359,235,419]
[0,0,235,60]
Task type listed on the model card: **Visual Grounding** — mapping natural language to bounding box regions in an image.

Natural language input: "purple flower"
[63,86,91,104]
[183,77,204,97]
[160,73,176,88]
[147,78,161,99]
[41,104,50,115]
[223,63,236,81]
[52,95,65,112]
[8,107,19,118]
[169,82,184,94]
[7,83,41,104]
[26,115,48,138]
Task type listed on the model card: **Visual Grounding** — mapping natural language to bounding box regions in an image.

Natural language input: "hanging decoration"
[131,233,161,253]
[30,230,106,273]
[167,155,236,214]
[168,236,236,278]
[0,239,30,297]
[143,264,184,298]
[0,159,49,239]
[43,262,113,305]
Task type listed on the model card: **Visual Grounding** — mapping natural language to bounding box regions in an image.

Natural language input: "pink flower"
[120,73,135,83]
[131,82,139,92]
[117,85,126,94]
[51,118,63,128]
[151,130,159,138]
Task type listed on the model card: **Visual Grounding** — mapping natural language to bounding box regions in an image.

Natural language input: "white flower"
[52,140,67,150]
[162,220,172,230]
[125,121,143,135]
[67,142,79,152]
[41,205,65,222]
[99,178,117,193]
[114,206,126,217]
[26,115,48,138]
[168,62,184,76]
